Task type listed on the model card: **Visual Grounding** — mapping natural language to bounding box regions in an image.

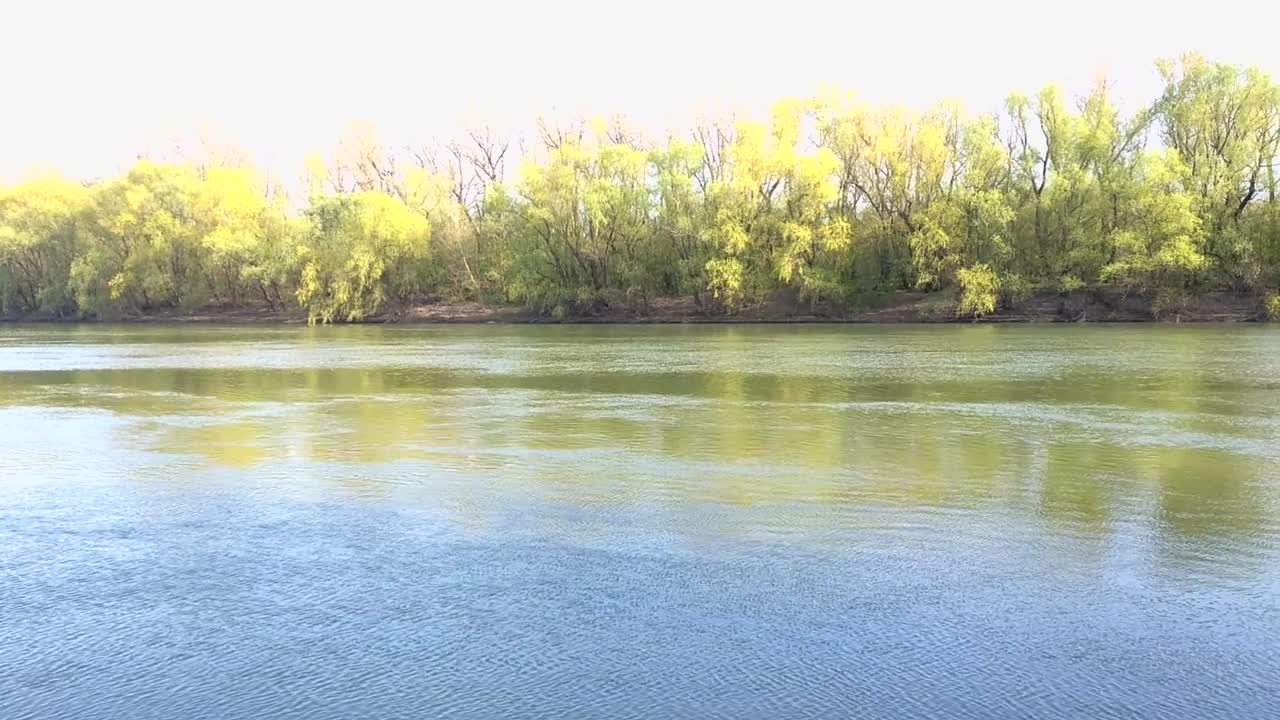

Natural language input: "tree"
[702,100,850,311]
[1100,152,1207,315]
[406,128,514,301]
[1154,54,1280,287]
[5,54,1280,323]
[195,166,285,306]
[814,95,963,292]
[0,178,90,316]
[293,193,430,322]
[73,162,207,315]
[648,138,711,303]
[295,193,431,323]
[506,121,651,313]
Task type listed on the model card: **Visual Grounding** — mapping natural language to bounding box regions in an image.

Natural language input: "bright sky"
[4,0,1280,184]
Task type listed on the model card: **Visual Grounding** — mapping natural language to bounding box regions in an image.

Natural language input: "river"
[1,324,1278,719]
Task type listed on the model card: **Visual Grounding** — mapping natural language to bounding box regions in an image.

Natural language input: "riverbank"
[399,290,1266,323]
[1,289,1268,324]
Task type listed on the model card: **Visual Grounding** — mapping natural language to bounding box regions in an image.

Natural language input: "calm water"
[1,324,1278,719]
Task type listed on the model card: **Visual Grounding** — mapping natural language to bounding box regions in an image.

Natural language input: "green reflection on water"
[1,324,1278,571]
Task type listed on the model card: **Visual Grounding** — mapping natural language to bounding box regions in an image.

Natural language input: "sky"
[4,0,1280,185]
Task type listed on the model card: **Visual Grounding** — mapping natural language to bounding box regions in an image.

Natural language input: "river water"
[1,324,1278,719]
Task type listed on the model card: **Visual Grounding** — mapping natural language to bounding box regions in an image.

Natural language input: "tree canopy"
[3,54,1278,321]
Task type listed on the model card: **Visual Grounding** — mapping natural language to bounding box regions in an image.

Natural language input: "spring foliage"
[3,54,1279,322]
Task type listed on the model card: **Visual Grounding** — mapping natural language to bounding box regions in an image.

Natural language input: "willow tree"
[195,166,292,306]
[72,162,209,315]
[1000,82,1158,289]
[814,95,967,293]
[1154,54,1280,288]
[409,129,514,303]
[1100,151,1207,314]
[648,138,711,303]
[0,178,90,316]
[906,113,1014,294]
[506,124,651,313]
[703,100,849,311]
[295,192,431,323]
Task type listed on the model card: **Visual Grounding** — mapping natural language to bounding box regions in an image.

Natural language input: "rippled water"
[1,324,1279,719]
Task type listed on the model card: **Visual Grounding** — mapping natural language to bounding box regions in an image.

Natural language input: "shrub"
[955,263,1000,318]
[1001,273,1033,308]
[1265,292,1280,321]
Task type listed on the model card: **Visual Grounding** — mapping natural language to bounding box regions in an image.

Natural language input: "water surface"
[1,324,1278,719]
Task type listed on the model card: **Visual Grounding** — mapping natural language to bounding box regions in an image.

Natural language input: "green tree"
[73,162,208,316]
[1100,153,1207,315]
[648,138,712,304]
[0,178,90,315]
[295,192,431,323]
[1154,54,1280,288]
[506,122,651,313]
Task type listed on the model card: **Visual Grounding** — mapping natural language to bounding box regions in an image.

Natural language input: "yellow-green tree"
[814,95,962,292]
[648,138,711,303]
[507,122,651,313]
[295,192,431,323]
[1101,152,1208,315]
[72,162,207,315]
[4,55,1280,322]
[0,178,90,315]
[195,166,292,306]
[705,100,850,311]
[1154,54,1280,288]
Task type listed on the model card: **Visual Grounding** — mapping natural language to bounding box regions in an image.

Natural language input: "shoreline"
[1,290,1268,325]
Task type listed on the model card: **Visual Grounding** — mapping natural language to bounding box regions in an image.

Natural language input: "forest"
[3,54,1279,323]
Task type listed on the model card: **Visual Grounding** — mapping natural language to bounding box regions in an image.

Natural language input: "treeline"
[3,54,1280,322]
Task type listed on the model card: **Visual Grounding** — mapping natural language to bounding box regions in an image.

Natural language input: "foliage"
[295,193,430,323]
[0,178,90,315]
[955,263,1000,318]
[3,56,1280,321]
[1265,292,1280,321]
[504,127,651,313]
[73,162,209,315]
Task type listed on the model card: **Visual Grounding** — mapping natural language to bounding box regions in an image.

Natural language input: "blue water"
[2,325,1278,719]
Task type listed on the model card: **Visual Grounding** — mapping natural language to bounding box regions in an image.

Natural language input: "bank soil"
[345,289,1264,323]
[1,289,1267,324]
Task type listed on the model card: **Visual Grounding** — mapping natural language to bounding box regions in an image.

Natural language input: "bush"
[955,263,1000,318]
[1000,273,1033,308]
[1265,292,1280,321]
[1058,274,1086,293]
[1151,288,1189,320]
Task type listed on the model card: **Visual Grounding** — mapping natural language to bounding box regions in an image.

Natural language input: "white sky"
[4,0,1280,184]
